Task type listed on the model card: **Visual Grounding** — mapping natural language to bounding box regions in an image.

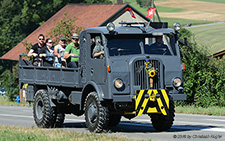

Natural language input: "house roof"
[2,3,147,61]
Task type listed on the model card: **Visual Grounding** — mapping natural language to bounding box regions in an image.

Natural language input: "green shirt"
[65,42,79,62]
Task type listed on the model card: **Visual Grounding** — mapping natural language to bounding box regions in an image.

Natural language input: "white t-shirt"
[54,44,66,63]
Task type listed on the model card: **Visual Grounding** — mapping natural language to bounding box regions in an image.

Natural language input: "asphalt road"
[0,105,225,141]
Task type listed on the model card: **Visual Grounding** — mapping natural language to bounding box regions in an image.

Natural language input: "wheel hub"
[88,102,97,123]
[36,99,44,119]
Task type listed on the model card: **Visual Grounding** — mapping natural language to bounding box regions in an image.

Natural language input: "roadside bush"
[178,28,225,107]
[0,63,19,101]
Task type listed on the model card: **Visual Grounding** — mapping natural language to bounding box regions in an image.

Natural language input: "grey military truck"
[19,22,186,132]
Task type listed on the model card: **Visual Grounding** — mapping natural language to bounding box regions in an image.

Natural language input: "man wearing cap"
[64,33,80,68]
[54,36,67,67]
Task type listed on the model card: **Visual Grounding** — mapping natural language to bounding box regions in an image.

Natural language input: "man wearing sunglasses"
[28,34,47,66]
[64,33,80,68]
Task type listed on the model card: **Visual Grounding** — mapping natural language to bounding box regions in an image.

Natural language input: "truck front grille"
[134,60,160,89]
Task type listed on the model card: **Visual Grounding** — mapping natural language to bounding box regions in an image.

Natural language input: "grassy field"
[187,22,225,55]
[124,0,211,27]
[195,0,225,4]
[122,0,225,56]
[0,125,139,141]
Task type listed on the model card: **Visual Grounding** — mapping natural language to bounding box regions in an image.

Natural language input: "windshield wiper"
[117,48,134,52]
[150,48,167,51]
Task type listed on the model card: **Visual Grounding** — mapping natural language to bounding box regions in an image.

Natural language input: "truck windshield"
[106,35,143,56]
[106,34,177,56]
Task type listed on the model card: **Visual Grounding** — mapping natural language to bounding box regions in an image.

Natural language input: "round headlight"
[173,78,182,87]
[172,22,181,31]
[107,22,115,32]
[114,79,123,89]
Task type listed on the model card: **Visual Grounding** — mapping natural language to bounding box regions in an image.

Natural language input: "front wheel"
[84,92,109,132]
[150,96,175,131]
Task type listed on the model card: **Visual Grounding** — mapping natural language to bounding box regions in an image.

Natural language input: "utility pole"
[151,0,161,22]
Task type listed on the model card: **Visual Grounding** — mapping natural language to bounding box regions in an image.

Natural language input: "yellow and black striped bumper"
[134,89,169,116]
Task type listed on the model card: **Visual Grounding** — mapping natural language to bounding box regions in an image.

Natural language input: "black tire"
[108,114,121,126]
[33,89,54,128]
[84,92,109,133]
[150,96,175,131]
[52,111,65,128]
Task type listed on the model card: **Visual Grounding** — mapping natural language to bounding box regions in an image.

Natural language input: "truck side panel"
[20,66,80,88]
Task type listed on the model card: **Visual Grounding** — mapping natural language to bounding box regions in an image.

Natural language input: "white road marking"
[0,113,32,119]
[206,119,225,122]
[174,120,225,127]
[64,119,85,122]
[202,128,225,133]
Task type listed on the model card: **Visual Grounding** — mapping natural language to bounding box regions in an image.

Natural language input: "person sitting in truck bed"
[92,36,104,59]
[54,36,67,67]
[28,34,47,66]
[147,36,171,55]
[64,33,80,68]
[43,38,54,67]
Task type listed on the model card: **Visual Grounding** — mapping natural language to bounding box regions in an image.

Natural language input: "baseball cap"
[72,33,79,39]
[59,36,66,41]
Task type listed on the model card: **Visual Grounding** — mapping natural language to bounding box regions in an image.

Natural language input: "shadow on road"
[62,121,215,133]
[63,122,86,128]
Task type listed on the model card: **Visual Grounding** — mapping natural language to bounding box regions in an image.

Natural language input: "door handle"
[91,68,94,73]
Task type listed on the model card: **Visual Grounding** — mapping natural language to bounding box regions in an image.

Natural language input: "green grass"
[156,6,185,13]
[0,125,139,141]
[0,96,29,106]
[175,105,225,116]
[187,22,225,55]
[194,0,225,4]
[160,17,212,28]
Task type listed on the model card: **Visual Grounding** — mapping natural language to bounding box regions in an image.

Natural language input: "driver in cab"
[92,36,104,59]
[149,36,170,55]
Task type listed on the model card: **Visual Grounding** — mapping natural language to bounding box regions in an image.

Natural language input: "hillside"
[187,22,225,55]
[123,0,225,55]
[155,0,225,22]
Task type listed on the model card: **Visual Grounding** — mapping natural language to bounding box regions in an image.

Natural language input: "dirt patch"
[155,0,225,21]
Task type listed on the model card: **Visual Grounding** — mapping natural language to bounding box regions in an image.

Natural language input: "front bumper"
[134,89,170,116]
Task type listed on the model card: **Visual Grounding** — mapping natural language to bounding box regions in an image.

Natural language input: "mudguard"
[134,89,169,116]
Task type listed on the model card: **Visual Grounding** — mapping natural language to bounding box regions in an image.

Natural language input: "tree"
[85,0,111,3]
[0,62,18,101]
[136,0,151,8]
[47,13,84,43]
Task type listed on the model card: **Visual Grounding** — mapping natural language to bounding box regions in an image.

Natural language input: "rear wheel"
[33,89,54,128]
[150,96,175,131]
[84,92,109,132]
[52,111,65,128]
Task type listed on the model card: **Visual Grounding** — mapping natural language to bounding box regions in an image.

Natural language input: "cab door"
[86,33,106,84]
